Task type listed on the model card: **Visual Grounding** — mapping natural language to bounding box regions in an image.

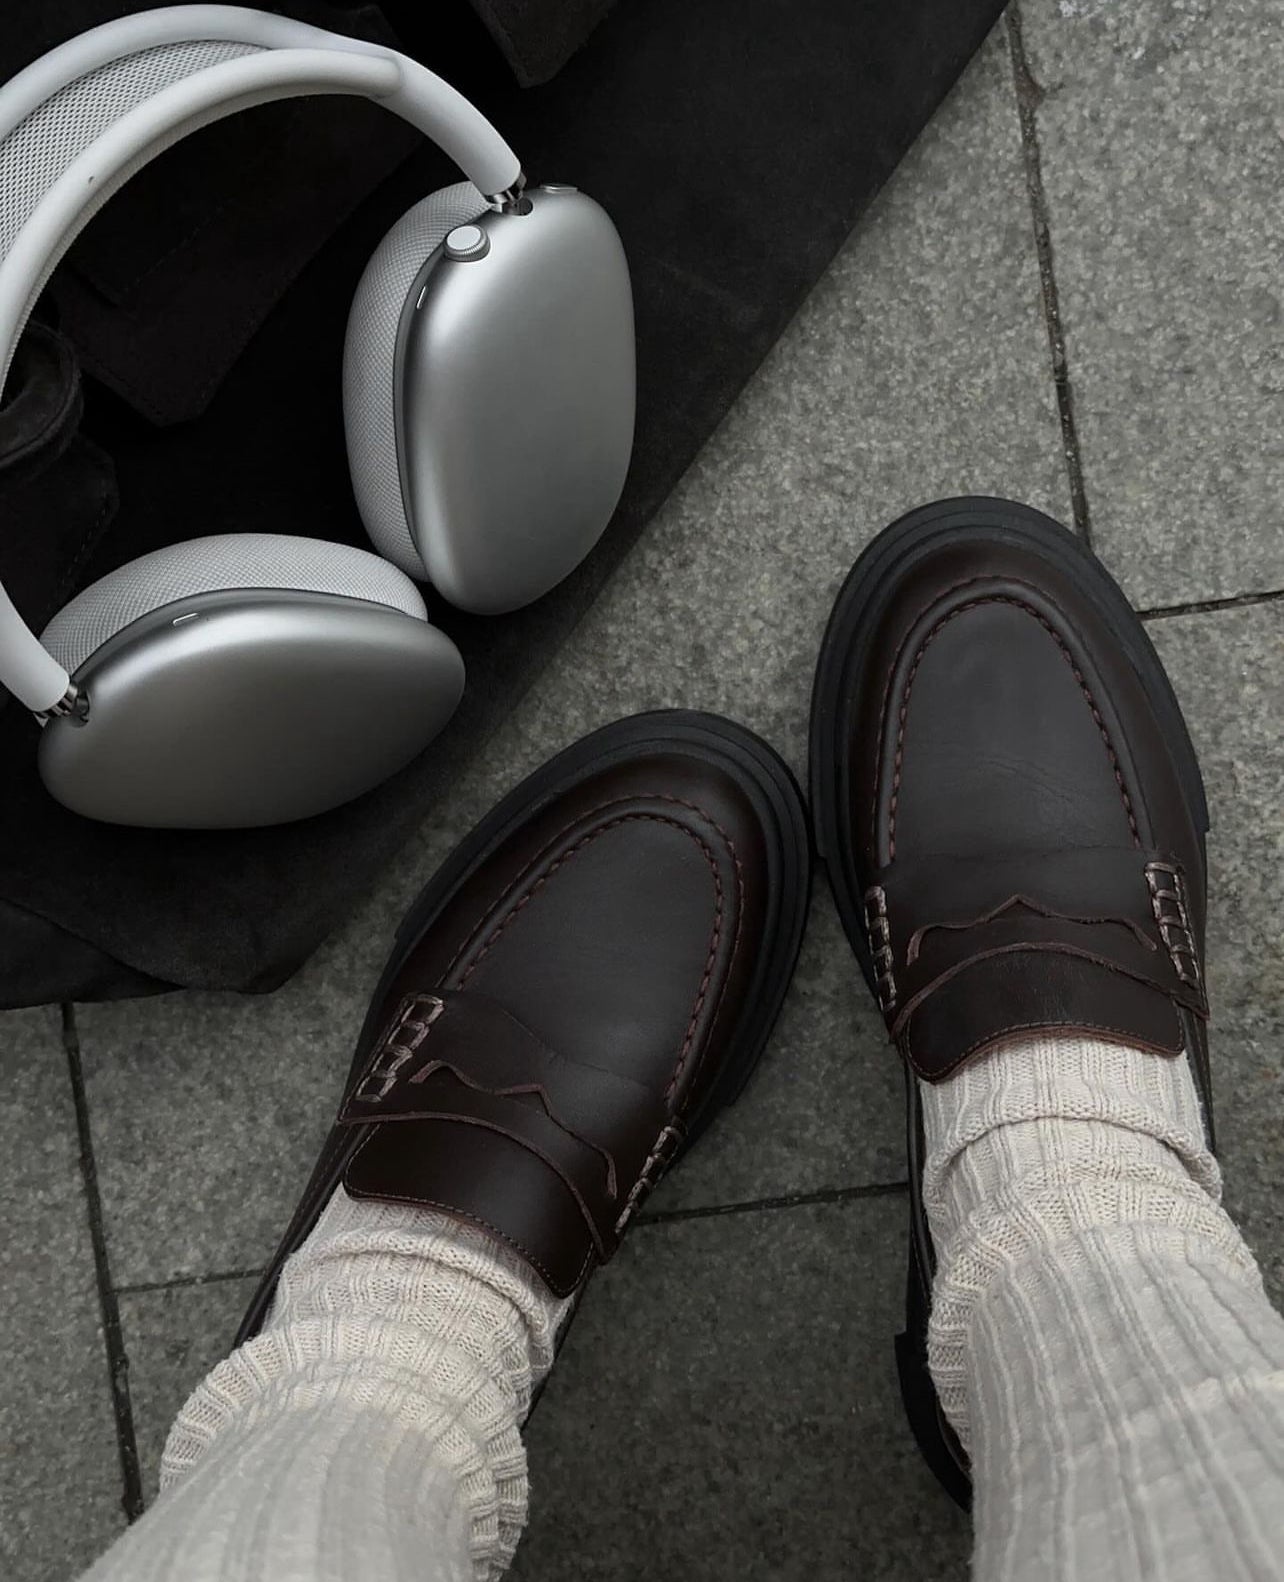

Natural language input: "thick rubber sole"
[237,710,811,1349]
[383,710,812,1417]
[808,497,1210,1508]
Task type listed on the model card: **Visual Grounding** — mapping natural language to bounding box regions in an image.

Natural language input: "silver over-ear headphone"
[0,6,635,828]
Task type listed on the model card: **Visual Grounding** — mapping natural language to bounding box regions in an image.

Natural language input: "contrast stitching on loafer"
[451,798,743,1106]
[455,812,722,988]
[871,574,1005,857]
[614,798,746,1104]
[889,939,1201,1040]
[886,595,1142,860]
[613,1120,686,1236]
[441,793,737,983]
[664,831,735,1102]
[351,996,446,1103]
[864,885,897,1010]
[903,1017,1185,1081]
[332,792,745,1298]
[1145,860,1204,993]
[347,1093,620,1256]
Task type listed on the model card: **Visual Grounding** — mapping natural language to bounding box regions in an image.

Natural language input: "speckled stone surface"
[1019,0,1284,606]
[485,27,1068,781]
[0,1007,124,1582]
[1147,603,1284,1305]
[117,1276,259,1505]
[74,752,533,1284]
[513,1197,968,1582]
[74,25,1058,1287]
[652,889,903,1215]
[112,1202,967,1579]
[77,974,376,1286]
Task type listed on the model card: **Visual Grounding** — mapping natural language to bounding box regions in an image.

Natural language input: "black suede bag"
[0,0,1005,1006]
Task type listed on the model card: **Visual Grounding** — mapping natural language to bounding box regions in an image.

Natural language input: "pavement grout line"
[117,1266,267,1297]
[1139,587,1284,622]
[61,1002,145,1523]
[114,1183,914,1295]
[637,1180,909,1227]
[1005,3,1093,547]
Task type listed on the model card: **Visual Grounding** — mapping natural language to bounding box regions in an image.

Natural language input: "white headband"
[0,6,523,711]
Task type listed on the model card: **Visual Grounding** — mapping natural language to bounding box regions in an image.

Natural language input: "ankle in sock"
[161,1189,572,1577]
[918,1031,1262,1449]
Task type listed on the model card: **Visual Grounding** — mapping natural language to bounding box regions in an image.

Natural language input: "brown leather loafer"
[238,710,809,1342]
[809,498,1213,1507]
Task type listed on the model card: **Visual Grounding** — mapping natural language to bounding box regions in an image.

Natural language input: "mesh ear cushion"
[343,182,491,580]
[40,533,428,676]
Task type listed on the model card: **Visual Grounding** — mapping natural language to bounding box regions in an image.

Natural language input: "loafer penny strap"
[864,847,1207,1082]
[336,991,681,1296]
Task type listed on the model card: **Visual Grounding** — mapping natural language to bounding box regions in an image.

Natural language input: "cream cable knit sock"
[921,1033,1284,1581]
[82,1188,571,1582]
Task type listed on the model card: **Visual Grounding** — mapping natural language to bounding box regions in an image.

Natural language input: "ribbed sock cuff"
[917,1033,1250,1448]
[161,1191,571,1579]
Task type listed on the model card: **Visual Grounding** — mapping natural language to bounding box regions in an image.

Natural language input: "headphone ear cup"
[344,182,490,581]
[37,534,465,828]
[40,534,431,676]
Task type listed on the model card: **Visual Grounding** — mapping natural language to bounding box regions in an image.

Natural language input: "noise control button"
[444,224,490,261]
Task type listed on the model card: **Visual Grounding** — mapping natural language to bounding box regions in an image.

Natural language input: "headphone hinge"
[34,682,89,727]
[488,171,532,215]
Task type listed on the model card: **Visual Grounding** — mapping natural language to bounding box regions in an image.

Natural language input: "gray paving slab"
[1019,0,1284,607]
[76,23,1065,1287]
[490,25,1069,782]
[514,1196,968,1582]
[0,1006,125,1582]
[653,888,903,1214]
[77,976,372,1288]
[1147,603,1284,1304]
[118,1198,967,1580]
[117,1276,259,1506]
